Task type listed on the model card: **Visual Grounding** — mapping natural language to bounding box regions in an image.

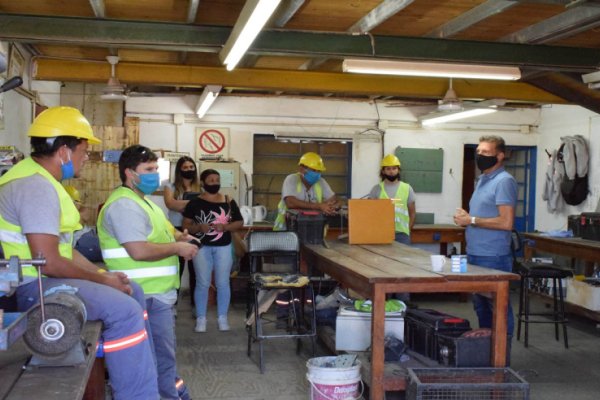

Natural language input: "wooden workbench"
[411,224,466,255]
[303,240,518,400]
[0,321,103,400]
[523,233,600,321]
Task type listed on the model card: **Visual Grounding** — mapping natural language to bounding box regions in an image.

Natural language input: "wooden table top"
[523,232,600,250]
[304,240,518,284]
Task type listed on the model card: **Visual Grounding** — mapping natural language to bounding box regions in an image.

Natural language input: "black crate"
[437,329,511,367]
[405,309,470,359]
[580,213,600,241]
[568,214,581,237]
[286,210,325,244]
[407,368,529,400]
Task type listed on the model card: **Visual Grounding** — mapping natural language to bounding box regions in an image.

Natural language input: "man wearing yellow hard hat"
[368,154,416,244]
[0,107,159,399]
[273,151,338,230]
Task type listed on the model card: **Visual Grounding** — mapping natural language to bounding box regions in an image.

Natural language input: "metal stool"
[516,261,572,348]
[245,231,316,373]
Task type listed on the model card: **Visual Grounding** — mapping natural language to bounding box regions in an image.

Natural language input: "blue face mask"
[133,171,160,195]
[60,150,74,181]
[303,170,321,186]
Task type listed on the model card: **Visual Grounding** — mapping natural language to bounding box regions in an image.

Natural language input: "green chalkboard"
[395,147,443,193]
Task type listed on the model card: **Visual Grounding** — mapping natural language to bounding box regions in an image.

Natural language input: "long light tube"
[343,59,521,81]
[220,0,282,71]
[420,108,497,126]
[195,85,222,118]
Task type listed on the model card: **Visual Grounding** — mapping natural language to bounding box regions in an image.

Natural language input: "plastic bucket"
[306,356,363,400]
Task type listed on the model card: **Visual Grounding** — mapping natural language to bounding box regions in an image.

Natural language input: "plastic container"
[286,210,325,244]
[335,306,404,351]
[306,356,362,400]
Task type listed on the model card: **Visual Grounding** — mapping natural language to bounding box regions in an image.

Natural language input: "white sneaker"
[195,317,207,333]
[217,316,230,331]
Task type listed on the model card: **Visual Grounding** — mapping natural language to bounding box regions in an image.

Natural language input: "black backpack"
[557,143,588,206]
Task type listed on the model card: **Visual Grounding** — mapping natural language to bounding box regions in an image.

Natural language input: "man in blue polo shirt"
[454,135,517,336]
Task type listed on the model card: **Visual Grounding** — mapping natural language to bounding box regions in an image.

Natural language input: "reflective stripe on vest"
[0,158,81,278]
[378,181,410,235]
[97,186,179,295]
[273,174,322,231]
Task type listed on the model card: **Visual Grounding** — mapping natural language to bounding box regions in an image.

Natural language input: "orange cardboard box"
[348,199,395,244]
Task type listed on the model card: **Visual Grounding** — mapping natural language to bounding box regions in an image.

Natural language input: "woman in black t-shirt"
[182,169,243,333]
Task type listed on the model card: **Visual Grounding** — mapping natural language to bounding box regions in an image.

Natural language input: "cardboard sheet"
[348,199,395,244]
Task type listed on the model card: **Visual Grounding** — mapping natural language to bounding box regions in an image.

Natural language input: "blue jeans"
[17,279,158,400]
[193,244,233,318]
[146,297,178,399]
[395,232,411,245]
[467,254,514,336]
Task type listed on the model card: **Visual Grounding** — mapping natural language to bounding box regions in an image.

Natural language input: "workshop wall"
[126,95,542,225]
[536,105,600,232]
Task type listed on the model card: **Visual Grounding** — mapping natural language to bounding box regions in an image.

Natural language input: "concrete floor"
[174,289,600,400]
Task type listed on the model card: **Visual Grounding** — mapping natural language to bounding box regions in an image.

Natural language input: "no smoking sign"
[195,128,229,159]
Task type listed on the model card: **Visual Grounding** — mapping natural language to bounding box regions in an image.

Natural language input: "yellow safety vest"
[97,186,179,295]
[273,174,322,231]
[0,158,81,277]
[378,181,410,235]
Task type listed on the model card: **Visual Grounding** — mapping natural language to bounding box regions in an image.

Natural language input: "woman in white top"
[163,156,201,306]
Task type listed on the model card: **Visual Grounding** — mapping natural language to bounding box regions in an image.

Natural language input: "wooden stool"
[516,261,572,348]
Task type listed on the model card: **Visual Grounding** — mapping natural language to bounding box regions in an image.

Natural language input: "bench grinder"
[1,256,88,366]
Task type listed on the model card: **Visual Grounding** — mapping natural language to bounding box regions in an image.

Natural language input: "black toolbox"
[404,308,471,360]
[580,213,600,241]
[286,210,325,244]
[437,329,512,367]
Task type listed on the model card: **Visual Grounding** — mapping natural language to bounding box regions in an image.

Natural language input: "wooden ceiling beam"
[2,14,600,71]
[32,57,567,103]
[501,4,600,43]
[426,0,518,39]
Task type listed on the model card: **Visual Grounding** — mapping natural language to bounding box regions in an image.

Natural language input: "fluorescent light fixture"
[343,59,521,81]
[420,108,497,126]
[195,85,222,118]
[219,0,282,71]
[582,70,600,84]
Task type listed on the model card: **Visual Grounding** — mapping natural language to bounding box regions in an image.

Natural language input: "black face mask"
[476,154,498,172]
[180,170,196,180]
[203,184,220,194]
[384,174,400,182]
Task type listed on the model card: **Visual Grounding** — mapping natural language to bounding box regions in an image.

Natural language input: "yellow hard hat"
[62,184,81,202]
[298,152,326,172]
[381,154,401,168]
[28,107,101,145]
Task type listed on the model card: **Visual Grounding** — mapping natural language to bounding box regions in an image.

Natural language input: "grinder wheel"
[23,293,86,360]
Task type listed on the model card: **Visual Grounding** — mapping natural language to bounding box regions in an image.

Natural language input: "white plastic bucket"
[306,356,363,400]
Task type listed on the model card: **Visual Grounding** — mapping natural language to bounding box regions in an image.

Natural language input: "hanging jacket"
[98,186,179,295]
[559,135,589,180]
[542,149,564,213]
[0,158,81,277]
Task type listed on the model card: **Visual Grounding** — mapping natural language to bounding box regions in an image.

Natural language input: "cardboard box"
[348,199,395,244]
[566,279,600,311]
[335,307,404,351]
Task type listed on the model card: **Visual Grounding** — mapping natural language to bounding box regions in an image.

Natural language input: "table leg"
[370,285,386,400]
[440,243,448,255]
[491,281,509,367]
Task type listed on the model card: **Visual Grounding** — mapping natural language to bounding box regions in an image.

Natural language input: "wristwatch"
[470,216,476,226]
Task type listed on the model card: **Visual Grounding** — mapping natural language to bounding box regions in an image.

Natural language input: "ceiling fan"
[100,56,128,102]
[387,79,509,113]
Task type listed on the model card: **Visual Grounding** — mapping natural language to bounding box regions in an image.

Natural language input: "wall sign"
[196,128,229,159]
